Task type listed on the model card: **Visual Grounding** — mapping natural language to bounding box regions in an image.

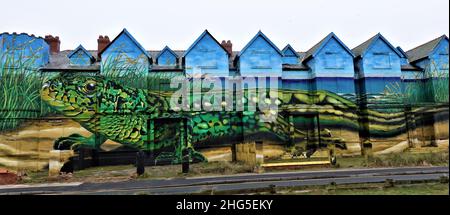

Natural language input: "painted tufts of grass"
[101,53,182,91]
[0,52,55,131]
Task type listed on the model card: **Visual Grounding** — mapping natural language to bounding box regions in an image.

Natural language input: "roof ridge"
[304,32,354,61]
[351,34,378,53]
[98,28,152,60]
[0,32,46,40]
[305,34,329,54]
[239,31,283,56]
[282,44,300,57]
[352,33,402,58]
[67,45,95,60]
[183,30,229,57]
[405,34,448,63]
[155,45,179,60]
[406,35,447,54]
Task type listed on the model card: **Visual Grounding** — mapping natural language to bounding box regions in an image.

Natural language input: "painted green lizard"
[41,73,419,163]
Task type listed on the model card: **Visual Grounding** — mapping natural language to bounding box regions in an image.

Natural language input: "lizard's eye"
[48,82,62,91]
[79,80,97,96]
[86,82,96,91]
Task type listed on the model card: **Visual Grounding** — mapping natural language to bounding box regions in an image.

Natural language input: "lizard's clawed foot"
[187,147,207,163]
[53,133,85,150]
[154,152,177,164]
[154,147,207,164]
[53,133,99,151]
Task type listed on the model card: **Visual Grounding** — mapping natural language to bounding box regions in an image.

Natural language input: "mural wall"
[0,30,448,172]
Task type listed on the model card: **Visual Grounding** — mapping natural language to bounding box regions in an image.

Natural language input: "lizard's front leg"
[53,133,107,151]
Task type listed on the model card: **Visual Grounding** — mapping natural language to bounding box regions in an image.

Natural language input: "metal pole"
[182,148,189,173]
[136,151,145,176]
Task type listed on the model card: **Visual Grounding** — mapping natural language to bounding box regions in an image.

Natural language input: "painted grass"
[0,53,55,131]
[101,54,180,91]
[428,61,449,103]
[0,53,180,132]
[385,61,449,104]
[101,54,148,89]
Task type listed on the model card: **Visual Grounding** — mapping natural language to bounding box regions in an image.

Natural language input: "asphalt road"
[0,166,447,195]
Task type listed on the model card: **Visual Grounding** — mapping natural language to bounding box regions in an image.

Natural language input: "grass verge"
[281,182,449,195]
[20,161,254,184]
[336,151,449,168]
[18,151,448,184]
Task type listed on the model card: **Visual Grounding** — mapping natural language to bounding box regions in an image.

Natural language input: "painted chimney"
[97,35,110,57]
[221,40,232,55]
[44,35,60,54]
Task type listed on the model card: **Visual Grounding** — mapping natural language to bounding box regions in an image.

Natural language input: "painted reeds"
[0,51,54,131]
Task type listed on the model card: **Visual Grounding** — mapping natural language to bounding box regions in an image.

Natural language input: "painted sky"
[1,0,448,51]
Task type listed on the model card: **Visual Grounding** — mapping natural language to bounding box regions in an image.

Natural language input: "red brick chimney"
[97,35,110,57]
[221,40,232,55]
[44,35,60,54]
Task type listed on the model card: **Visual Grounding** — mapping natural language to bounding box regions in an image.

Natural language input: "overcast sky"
[1,0,448,51]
